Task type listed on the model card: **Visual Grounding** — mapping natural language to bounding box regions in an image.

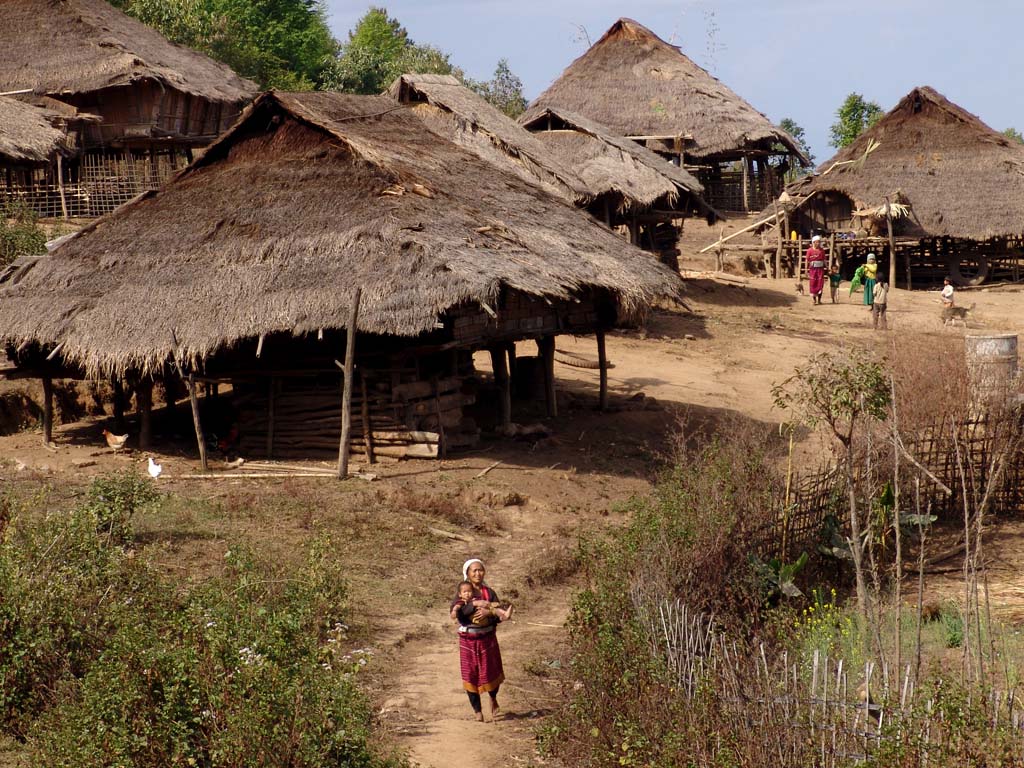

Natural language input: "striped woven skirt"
[459,631,505,693]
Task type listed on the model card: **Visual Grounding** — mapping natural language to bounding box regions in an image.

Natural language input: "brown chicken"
[103,429,129,451]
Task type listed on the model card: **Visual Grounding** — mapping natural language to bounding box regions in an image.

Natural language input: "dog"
[795,282,805,295]
[942,302,974,327]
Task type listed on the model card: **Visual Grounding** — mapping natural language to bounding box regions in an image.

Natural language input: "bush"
[83,470,160,544]
[0,200,47,268]
[0,487,402,767]
[545,428,782,767]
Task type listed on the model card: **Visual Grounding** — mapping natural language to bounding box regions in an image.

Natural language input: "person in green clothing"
[862,253,878,306]
[828,265,842,303]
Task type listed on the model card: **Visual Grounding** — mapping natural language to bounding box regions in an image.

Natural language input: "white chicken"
[147,457,162,479]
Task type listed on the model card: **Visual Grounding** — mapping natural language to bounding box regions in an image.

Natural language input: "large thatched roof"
[521,106,718,219]
[0,95,70,163]
[522,18,808,163]
[386,73,590,204]
[784,87,1024,240]
[0,91,680,377]
[0,0,257,103]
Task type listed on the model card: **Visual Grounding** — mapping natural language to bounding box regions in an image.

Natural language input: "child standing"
[872,279,889,330]
[828,266,842,304]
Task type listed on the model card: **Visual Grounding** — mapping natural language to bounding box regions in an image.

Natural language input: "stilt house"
[388,73,718,267]
[522,18,809,212]
[0,0,257,217]
[520,106,719,268]
[771,87,1024,286]
[0,91,680,462]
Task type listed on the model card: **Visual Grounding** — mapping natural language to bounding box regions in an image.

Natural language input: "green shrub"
[83,470,160,544]
[0,487,402,767]
[0,200,47,268]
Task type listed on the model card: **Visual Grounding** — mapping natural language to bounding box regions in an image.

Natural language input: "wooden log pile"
[234,369,479,460]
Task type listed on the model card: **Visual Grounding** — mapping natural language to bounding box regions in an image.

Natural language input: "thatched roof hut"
[0,0,255,105]
[782,87,1024,241]
[522,19,808,164]
[0,0,257,152]
[386,73,590,204]
[0,96,72,164]
[0,90,679,379]
[520,106,717,220]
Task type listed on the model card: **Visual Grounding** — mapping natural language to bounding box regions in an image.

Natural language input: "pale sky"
[325,0,1023,164]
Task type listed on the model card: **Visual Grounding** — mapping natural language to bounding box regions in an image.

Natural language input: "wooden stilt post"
[741,155,751,212]
[596,330,608,412]
[112,377,126,433]
[885,196,897,287]
[56,155,68,220]
[360,370,375,464]
[773,200,783,279]
[505,341,517,383]
[489,345,511,432]
[42,376,53,445]
[337,287,362,479]
[187,374,208,471]
[265,376,277,459]
[539,336,557,418]
[137,379,153,450]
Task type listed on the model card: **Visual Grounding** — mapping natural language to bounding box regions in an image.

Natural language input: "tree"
[325,7,460,94]
[467,59,528,118]
[828,93,884,149]
[114,0,338,90]
[1003,127,1024,144]
[778,117,814,166]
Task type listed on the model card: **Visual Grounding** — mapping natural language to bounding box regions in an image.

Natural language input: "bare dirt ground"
[4,255,1024,766]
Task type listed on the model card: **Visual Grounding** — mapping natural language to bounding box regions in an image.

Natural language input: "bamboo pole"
[773,199,783,279]
[360,370,375,464]
[42,375,53,446]
[55,154,68,220]
[187,373,208,471]
[596,330,608,412]
[337,287,362,479]
[885,196,897,287]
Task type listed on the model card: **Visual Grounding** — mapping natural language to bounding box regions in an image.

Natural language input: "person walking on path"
[872,279,889,330]
[454,558,506,722]
[806,235,827,305]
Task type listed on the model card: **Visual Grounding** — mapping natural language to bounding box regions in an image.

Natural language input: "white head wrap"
[462,558,485,579]
[867,253,876,262]
[811,235,821,243]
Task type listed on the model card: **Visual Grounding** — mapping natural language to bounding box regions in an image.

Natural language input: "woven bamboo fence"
[762,413,1024,562]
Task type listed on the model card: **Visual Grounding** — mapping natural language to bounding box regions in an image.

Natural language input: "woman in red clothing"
[806,235,827,305]
[454,558,506,721]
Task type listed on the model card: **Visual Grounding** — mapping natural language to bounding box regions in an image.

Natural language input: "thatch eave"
[0,90,680,379]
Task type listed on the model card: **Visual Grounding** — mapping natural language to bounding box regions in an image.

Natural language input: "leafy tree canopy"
[828,93,884,149]
[1003,127,1024,144]
[112,0,338,90]
[778,117,814,167]
[467,59,528,118]
[324,7,461,93]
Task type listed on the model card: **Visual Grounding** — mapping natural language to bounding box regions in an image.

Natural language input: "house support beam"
[489,345,511,431]
[42,376,53,445]
[596,330,608,412]
[136,379,153,450]
[337,288,362,479]
[538,336,557,418]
